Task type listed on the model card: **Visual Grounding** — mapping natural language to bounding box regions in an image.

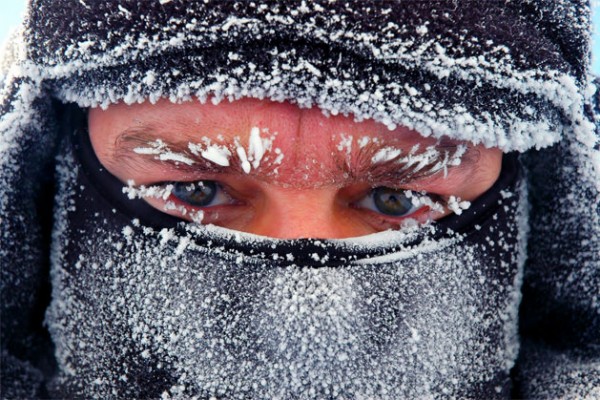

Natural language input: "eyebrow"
[113,126,246,174]
[112,126,479,185]
[335,139,479,186]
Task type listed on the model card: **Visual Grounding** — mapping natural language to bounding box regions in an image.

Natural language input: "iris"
[172,181,217,207]
[372,187,415,216]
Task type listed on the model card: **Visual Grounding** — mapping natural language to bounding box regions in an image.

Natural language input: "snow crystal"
[133,140,167,155]
[248,126,265,169]
[236,144,251,174]
[273,147,284,165]
[200,144,231,167]
[122,226,133,237]
[123,182,173,201]
[357,136,371,148]
[336,134,353,155]
[134,140,195,165]
[371,146,402,164]
[158,152,195,165]
[447,196,472,216]
[142,70,156,87]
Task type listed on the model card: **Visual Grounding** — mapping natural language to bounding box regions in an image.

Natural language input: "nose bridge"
[255,188,346,239]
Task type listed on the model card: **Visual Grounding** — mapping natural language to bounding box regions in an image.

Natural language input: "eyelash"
[169,181,235,208]
[158,180,445,223]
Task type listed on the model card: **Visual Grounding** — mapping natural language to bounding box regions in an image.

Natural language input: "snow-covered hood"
[3,0,597,152]
[1,1,599,398]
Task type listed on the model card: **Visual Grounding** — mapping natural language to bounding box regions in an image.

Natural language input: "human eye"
[169,180,233,208]
[124,179,241,225]
[357,187,420,217]
[352,187,443,228]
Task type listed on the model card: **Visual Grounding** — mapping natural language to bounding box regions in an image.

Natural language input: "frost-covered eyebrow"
[112,127,479,184]
[341,140,479,185]
[113,126,247,174]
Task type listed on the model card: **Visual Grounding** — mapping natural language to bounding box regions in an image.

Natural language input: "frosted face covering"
[47,123,526,398]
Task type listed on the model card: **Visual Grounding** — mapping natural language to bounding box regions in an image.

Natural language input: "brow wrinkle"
[110,127,479,186]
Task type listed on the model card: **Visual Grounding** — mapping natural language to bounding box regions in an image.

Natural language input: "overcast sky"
[1,1,599,74]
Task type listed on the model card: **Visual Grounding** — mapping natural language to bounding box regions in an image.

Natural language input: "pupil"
[172,181,217,206]
[373,187,413,216]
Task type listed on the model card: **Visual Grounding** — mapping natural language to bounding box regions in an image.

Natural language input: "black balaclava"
[1,1,598,399]
[45,107,526,399]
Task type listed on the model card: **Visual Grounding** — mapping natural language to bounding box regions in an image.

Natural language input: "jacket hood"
[2,0,597,152]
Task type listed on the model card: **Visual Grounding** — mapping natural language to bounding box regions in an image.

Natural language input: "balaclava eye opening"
[68,105,522,266]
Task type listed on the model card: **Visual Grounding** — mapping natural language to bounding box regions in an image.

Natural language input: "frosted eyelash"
[122,181,205,223]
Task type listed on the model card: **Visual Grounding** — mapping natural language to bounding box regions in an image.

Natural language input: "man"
[89,98,503,237]
[1,1,598,398]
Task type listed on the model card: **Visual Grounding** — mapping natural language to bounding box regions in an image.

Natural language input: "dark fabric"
[20,0,591,151]
[0,96,60,400]
[45,124,525,398]
[512,76,600,399]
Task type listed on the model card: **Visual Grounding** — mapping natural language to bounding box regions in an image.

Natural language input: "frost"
[142,70,156,86]
[159,152,195,165]
[248,126,265,169]
[3,0,590,152]
[36,143,554,399]
[122,226,133,237]
[236,144,251,174]
[357,136,371,148]
[404,190,445,214]
[2,1,598,399]
[447,196,472,216]
[133,140,167,155]
[134,140,195,165]
[415,25,428,36]
[200,144,231,167]
[336,133,353,155]
[273,147,284,165]
[117,5,131,17]
[371,146,402,164]
[123,182,173,201]
[364,142,467,181]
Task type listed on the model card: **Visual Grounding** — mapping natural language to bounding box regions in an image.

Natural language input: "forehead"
[89,97,438,149]
[89,98,468,187]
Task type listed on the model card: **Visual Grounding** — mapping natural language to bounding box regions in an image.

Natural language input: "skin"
[89,98,502,239]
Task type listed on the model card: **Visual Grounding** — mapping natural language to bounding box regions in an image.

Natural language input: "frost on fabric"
[516,342,600,399]
[6,0,595,158]
[447,196,472,216]
[46,149,529,399]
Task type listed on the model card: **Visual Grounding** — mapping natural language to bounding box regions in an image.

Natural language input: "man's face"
[89,98,502,238]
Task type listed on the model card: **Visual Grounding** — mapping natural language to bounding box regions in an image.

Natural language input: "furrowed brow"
[112,126,481,186]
